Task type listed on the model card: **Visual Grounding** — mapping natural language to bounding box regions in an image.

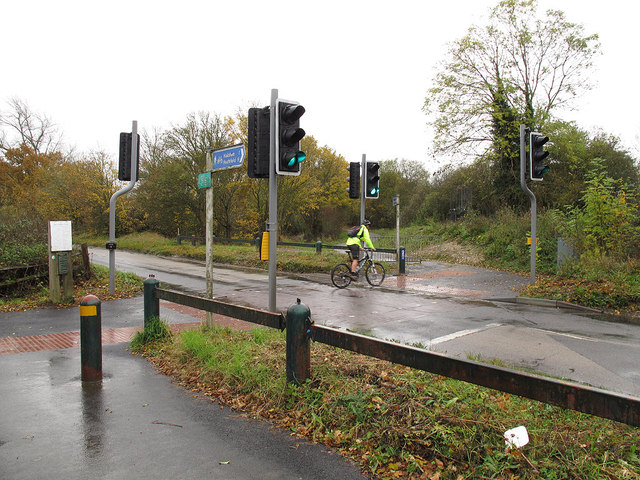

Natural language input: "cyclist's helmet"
[362,219,371,226]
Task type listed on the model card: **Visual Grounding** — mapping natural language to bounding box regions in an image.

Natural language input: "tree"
[135,111,238,237]
[424,0,600,160]
[367,159,431,228]
[0,98,63,156]
[528,120,640,210]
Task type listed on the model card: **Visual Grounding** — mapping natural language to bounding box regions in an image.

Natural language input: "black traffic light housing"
[347,162,360,199]
[247,106,270,178]
[276,99,306,175]
[118,132,140,181]
[365,161,380,198]
[529,132,550,181]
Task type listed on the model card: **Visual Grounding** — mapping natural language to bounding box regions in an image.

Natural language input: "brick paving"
[0,300,258,356]
[0,322,201,355]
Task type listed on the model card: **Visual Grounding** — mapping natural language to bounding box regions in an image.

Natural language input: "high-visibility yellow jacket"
[346,225,375,249]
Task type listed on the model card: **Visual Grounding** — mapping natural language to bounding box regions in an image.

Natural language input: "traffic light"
[347,162,360,199]
[275,99,306,175]
[247,106,270,178]
[365,161,380,198]
[118,132,140,181]
[529,132,550,181]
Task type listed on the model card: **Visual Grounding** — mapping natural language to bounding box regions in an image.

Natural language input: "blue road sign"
[211,144,245,171]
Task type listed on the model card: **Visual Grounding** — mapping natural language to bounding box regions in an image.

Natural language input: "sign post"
[394,195,402,273]
[203,144,246,325]
[48,220,74,302]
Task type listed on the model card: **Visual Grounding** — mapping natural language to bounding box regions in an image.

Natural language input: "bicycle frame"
[331,248,384,289]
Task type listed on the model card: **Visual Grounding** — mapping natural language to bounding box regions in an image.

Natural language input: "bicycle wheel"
[364,261,385,286]
[331,263,352,289]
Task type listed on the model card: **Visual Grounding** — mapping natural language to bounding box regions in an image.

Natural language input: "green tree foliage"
[528,121,640,210]
[367,159,431,228]
[558,159,639,259]
[488,80,524,210]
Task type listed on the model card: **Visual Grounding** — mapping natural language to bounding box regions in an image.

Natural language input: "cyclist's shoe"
[349,271,359,280]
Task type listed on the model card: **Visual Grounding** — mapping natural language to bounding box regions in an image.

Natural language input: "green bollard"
[143,274,160,327]
[286,298,312,385]
[80,295,102,381]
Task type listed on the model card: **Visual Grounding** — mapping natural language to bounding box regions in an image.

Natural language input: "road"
[89,248,640,397]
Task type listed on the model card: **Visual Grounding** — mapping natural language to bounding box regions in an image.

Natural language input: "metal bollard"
[143,274,160,327]
[286,298,312,385]
[399,246,406,274]
[315,241,322,254]
[80,295,102,381]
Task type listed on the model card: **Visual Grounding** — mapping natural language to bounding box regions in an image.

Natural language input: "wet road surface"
[86,248,640,397]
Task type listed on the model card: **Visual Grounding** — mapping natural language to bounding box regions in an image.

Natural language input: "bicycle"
[331,248,385,288]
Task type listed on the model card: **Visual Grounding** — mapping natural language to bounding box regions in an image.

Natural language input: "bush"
[0,213,48,266]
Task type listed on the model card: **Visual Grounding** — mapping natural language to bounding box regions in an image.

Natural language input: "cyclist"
[346,219,376,278]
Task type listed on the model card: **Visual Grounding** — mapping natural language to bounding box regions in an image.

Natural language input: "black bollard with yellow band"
[80,295,102,381]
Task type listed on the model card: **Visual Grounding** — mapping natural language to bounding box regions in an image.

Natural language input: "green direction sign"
[198,172,212,189]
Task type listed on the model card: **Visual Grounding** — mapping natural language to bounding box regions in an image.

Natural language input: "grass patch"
[130,317,172,350]
[0,264,144,313]
[140,326,640,480]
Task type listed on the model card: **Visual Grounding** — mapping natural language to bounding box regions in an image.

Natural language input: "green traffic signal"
[276,100,306,176]
[285,151,306,167]
[365,161,380,198]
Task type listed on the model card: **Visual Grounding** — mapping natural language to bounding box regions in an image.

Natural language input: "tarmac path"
[0,301,366,480]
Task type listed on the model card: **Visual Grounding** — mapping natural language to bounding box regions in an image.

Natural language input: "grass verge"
[136,326,640,480]
[0,264,143,313]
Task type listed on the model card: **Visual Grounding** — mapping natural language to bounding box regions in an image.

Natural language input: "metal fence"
[145,283,640,427]
[176,234,398,263]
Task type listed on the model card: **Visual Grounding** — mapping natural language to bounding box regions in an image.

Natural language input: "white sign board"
[49,221,73,252]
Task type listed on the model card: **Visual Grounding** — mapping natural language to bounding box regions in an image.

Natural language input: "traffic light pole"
[108,120,138,294]
[520,124,536,284]
[268,89,278,312]
[360,154,366,223]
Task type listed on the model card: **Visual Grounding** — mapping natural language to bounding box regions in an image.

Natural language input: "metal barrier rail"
[155,288,284,330]
[312,325,639,427]
[148,286,640,427]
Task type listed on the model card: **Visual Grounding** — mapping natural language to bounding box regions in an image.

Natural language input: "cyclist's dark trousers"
[348,244,360,264]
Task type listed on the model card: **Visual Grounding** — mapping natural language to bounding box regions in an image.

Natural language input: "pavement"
[0,300,366,480]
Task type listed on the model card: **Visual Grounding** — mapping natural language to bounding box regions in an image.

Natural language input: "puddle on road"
[394,275,490,298]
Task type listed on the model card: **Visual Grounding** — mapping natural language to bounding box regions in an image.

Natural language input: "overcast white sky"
[2,0,638,172]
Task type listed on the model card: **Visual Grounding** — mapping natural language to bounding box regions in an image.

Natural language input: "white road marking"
[429,323,502,346]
